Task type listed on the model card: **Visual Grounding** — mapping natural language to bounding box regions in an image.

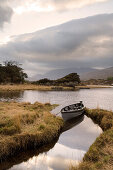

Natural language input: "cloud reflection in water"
[10,143,85,170]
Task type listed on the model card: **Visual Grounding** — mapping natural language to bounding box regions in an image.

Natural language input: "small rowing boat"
[61,101,84,121]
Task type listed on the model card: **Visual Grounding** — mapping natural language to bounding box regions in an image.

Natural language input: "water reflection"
[0,139,58,170]
[0,88,113,111]
[0,89,105,170]
[0,91,23,102]
[62,114,84,133]
[8,116,86,170]
[0,115,84,170]
[16,88,113,112]
[8,114,102,170]
[59,116,102,151]
[9,144,84,170]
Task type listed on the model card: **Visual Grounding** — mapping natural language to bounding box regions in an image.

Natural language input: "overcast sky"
[0,0,113,76]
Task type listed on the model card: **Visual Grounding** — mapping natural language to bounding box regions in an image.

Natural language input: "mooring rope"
[55,111,61,116]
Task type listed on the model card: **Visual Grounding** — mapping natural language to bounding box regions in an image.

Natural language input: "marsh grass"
[0,84,52,91]
[85,108,113,131]
[71,108,113,170]
[0,101,63,162]
[0,84,73,91]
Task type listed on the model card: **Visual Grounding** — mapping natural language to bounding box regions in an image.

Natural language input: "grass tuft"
[0,101,64,162]
[71,108,113,170]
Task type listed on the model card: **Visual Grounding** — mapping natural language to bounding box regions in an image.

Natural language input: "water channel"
[0,88,112,170]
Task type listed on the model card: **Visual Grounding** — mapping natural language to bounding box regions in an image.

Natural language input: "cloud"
[0,13,113,76]
[0,0,110,27]
[12,0,110,13]
[39,0,109,11]
[0,0,13,28]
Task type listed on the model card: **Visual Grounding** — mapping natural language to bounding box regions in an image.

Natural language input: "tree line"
[0,61,28,84]
[33,73,80,87]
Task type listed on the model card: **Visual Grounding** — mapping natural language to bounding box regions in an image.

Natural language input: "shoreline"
[0,84,112,92]
[0,102,64,162]
[0,100,113,169]
[71,108,113,170]
[77,85,113,89]
[0,84,74,91]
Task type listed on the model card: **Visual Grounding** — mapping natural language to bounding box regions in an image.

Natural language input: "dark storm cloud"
[0,13,113,75]
[0,0,13,28]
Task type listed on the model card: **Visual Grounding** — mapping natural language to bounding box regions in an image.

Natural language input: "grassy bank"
[0,84,111,92]
[77,85,112,89]
[71,108,113,170]
[0,138,58,170]
[0,101,64,162]
[0,84,52,91]
[0,84,74,91]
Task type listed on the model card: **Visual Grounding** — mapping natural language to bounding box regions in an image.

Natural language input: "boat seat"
[70,106,74,110]
[64,107,69,111]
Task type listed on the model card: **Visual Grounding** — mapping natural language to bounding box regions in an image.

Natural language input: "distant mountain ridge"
[29,67,113,81]
[80,67,113,80]
[29,67,97,81]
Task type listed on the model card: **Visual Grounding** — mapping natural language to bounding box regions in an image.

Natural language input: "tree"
[56,73,80,85]
[35,73,80,86]
[37,78,52,85]
[0,61,28,84]
[107,77,113,81]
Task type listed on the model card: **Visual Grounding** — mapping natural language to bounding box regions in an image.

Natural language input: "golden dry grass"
[0,84,74,91]
[71,108,113,170]
[77,85,112,89]
[0,102,64,162]
[0,84,52,91]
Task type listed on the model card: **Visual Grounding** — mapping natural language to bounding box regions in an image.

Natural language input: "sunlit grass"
[0,102,63,162]
[0,84,73,91]
[0,84,52,91]
[71,108,113,170]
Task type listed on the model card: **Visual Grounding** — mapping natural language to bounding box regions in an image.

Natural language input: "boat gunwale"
[61,103,84,114]
[61,108,84,114]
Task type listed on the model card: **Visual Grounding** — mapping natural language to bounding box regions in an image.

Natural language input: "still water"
[0,88,112,170]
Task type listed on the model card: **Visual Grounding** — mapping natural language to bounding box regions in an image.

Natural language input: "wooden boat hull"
[62,109,84,121]
[61,101,84,121]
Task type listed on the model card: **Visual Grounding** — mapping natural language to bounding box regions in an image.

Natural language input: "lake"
[0,88,112,170]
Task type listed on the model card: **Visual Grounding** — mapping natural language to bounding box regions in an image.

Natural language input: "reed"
[0,84,74,91]
[71,108,113,170]
[0,84,52,91]
[0,101,64,162]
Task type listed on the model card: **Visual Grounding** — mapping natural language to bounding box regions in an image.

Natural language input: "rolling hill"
[29,67,97,81]
[29,67,113,81]
[80,67,113,80]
